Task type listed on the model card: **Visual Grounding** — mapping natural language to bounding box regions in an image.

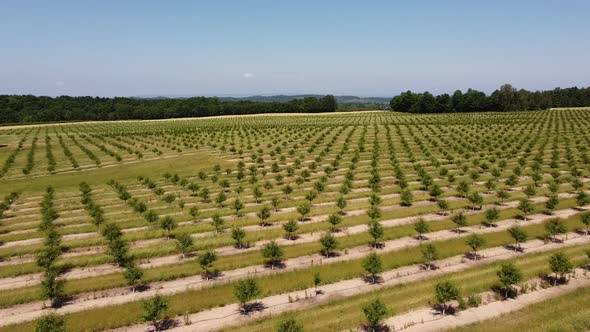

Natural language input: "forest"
[390,84,590,113]
[2,85,590,125]
[0,95,337,124]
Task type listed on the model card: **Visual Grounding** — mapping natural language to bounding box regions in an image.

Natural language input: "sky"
[1,0,589,97]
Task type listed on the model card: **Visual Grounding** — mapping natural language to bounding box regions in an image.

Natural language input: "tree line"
[390,84,590,113]
[0,95,337,124]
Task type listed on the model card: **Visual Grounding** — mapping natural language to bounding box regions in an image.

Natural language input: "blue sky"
[1,0,589,97]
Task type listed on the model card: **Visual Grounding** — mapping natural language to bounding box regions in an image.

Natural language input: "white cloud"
[242,73,255,79]
[55,80,65,86]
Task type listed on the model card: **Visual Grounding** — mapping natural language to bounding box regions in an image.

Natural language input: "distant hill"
[135,94,391,105]
[217,95,391,104]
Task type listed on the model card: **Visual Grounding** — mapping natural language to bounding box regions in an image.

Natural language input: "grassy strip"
[0,152,231,195]
[452,285,590,332]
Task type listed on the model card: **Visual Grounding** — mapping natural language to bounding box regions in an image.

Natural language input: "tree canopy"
[390,84,590,113]
[0,95,338,124]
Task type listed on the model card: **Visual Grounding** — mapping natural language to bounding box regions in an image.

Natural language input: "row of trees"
[0,191,19,222]
[0,95,337,124]
[81,182,145,293]
[36,186,65,308]
[390,85,590,113]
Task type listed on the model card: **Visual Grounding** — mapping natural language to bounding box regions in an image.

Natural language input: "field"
[0,109,589,331]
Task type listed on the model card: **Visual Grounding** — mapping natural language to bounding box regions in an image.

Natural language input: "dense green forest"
[2,84,590,124]
[390,84,590,113]
[0,95,337,124]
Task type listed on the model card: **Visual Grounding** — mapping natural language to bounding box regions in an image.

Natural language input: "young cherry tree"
[142,294,168,331]
[545,194,559,214]
[198,250,217,280]
[508,225,528,251]
[262,240,284,269]
[496,189,510,205]
[434,280,460,316]
[437,199,449,214]
[545,218,567,242]
[368,220,384,248]
[211,214,224,233]
[231,226,247,249]
[400,189,413,206]
[234,278,261,314]
[283,219,299,240]
[282,185,293,199]
[319,233,338,257]
[124,264,144,293]
[414,218,430,240]
[233,198,244,216]
[175,233,193,258]
[362,252,383,284]
[421,243,439,270]
[497,263,522,298]
[336,195,347,214]
[271,196,281,211]
[159,216,177,239]
[517,199,534,221]
[466,234,486,260]
[257,206,272,226]
[40,269,64,308]
[297,202,311,221]
[484,207,500,227]
[549,252,573,285]
[327,213,342,232]
[362,299,388,332]
[451,212,467,233]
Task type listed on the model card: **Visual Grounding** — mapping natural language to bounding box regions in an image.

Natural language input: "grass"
[0,151,230,194]
[452,286,590,332]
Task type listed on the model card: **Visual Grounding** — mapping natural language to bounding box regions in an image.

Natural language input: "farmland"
[0,109,589,331]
